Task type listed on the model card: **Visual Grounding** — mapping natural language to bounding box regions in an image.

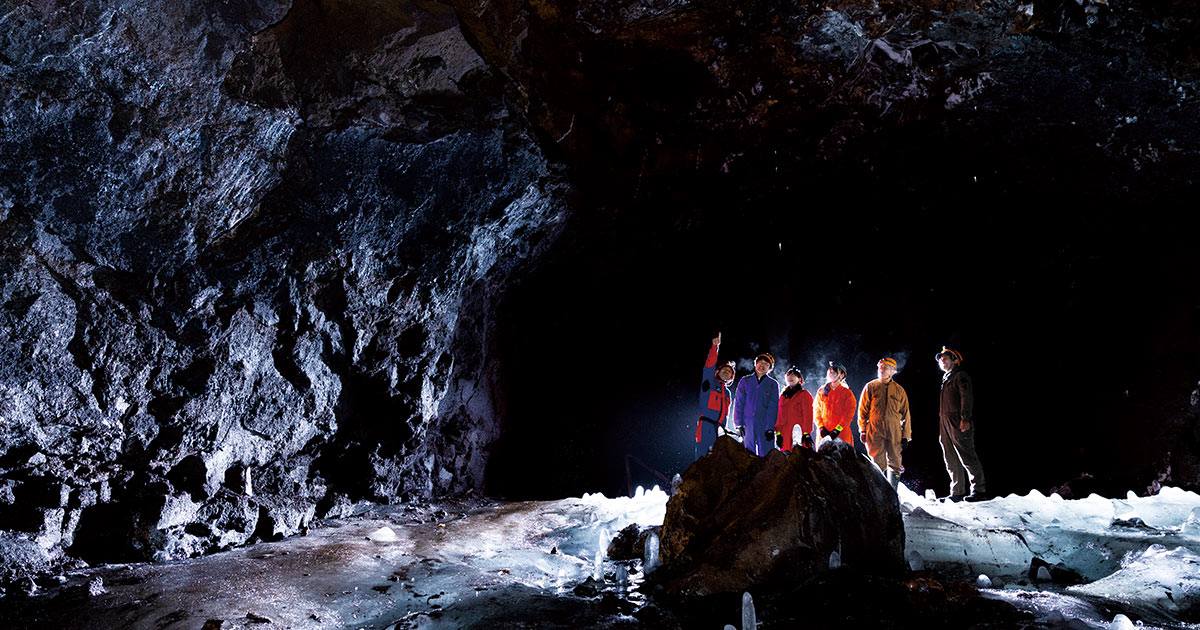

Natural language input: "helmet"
[935,346,963,363]
[715,361,736,382]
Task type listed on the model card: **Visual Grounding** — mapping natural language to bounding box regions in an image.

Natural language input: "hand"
[713,332,722,346]
[773,432,784,449]
[959,420,971,432]
[765,429,776,439]
[901,438,910,450]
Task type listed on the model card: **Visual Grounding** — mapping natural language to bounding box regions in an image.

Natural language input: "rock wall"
[0,0,568,578]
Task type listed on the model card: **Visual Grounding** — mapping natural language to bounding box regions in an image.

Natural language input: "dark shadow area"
[487,115,1199,499]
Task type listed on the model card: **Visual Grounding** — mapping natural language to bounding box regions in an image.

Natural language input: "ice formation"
[742,591,757,630]
[643,531,662,574]
[899,483,1200,626]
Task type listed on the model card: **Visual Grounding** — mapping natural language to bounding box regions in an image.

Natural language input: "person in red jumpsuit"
[776,367,814,451]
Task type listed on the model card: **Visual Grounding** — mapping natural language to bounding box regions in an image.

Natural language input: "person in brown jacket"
[858,357,911,490]
[937,346,987,502]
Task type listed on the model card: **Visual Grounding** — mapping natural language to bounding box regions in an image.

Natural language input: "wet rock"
[659,436,904,596]
[606,523,656,561]
[0,0,569,578]
[1029,557,1085,585]
[572,576,604,598]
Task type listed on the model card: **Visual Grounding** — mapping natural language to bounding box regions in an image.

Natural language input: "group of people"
[695,333,987,502]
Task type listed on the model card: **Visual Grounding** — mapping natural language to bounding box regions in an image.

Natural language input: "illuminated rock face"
[0,0,567,576]
[660,437,905,596]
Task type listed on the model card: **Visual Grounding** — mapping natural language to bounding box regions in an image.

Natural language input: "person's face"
[755,359,771,377]
[937,355,954,372]
[826,367,841,384]
[717,366,735,383]
[785,373,801,387]
[877,364,896,381]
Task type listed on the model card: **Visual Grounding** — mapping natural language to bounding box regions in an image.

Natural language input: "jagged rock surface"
[451,0,1200,209]
[659,437,905,597]
[0,0,568,578]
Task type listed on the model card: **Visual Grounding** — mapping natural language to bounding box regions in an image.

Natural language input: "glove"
[826,428,840,441]
[901,438,910,450]
[801,433,814,450]
[773,431,784,449]
[765,429,776,440]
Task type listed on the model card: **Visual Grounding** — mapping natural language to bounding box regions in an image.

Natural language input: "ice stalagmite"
[792,425,803,449]
[593,550,603,580]
[644,531,661,573]
[1182,507,1200,535]
[829,550,841,570]
[742,591,757,630]
[367,527,398,542]
[907,551,925,571]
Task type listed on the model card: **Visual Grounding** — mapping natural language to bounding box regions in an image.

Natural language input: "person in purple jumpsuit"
[733,353,780,456]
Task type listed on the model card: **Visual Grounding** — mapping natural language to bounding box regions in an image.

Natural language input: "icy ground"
[3,485,1200,629]
[0,489,669,630]
[899,485,1200,628]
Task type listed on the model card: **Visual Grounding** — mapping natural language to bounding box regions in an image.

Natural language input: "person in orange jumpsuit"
[776,367,814,451]
[815,361,856,448]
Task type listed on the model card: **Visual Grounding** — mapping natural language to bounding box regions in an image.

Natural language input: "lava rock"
[572,576,604,598]
[659,436,905,596]
[0,0,569,579]
[606,523,656,561]
[1028,557,1085,585]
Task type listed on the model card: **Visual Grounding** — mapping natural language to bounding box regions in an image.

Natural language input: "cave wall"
[0,0,568,578]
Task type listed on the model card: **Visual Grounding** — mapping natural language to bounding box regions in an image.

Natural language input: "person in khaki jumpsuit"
[858,357,911,490]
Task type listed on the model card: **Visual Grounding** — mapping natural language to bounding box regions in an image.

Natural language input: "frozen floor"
[899,485,1200,628]
[3,484,1200,629]
[0,490,668,630]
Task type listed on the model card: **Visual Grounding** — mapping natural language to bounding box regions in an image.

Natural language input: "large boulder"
[659,436,905,596]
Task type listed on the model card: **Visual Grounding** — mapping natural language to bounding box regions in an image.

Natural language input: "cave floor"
[0,493,667,630]
[3,485,1199,629]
